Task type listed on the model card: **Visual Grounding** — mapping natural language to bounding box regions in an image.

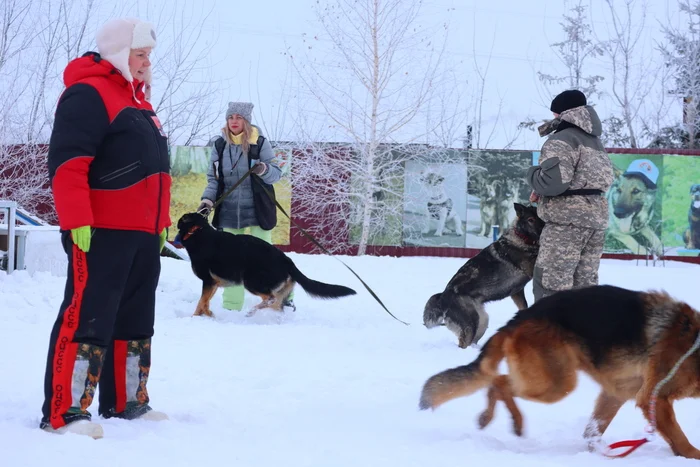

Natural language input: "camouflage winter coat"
[526,105,614,230]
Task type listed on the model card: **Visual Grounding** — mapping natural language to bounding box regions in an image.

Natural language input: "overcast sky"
[110,0,685,149]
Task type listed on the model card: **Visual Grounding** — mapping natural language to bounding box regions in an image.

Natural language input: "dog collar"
[514,228,538,246]
[182,225,202,241]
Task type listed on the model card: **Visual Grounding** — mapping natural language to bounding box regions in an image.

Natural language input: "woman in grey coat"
[198,101,285,311]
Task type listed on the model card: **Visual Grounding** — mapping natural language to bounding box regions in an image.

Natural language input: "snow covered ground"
[1,245,700,467]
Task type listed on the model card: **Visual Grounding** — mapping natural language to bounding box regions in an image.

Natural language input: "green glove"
[159,228,167,252]
[71,226,92,252]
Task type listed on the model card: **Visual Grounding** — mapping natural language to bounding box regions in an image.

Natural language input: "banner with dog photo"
[658,154,700,257]
[168,144,293,246]
[603,155,665,257]
[530,151,699,258]
[465,150,533,249]
[402,155,468,248]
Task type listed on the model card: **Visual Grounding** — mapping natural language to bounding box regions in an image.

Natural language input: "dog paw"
[193,309,214,318]
[512,421,523,437]
[672,447,700,460]
[586,438,604,454]
[477,410,493,429]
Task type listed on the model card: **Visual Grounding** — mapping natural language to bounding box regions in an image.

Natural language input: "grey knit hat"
[225,101,254,122]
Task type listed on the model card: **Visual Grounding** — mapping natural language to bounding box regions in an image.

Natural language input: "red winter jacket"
[48,52,171,234]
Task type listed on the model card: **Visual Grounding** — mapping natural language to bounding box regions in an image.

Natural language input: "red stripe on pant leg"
[113,340,128,413]
[49,245,88,429]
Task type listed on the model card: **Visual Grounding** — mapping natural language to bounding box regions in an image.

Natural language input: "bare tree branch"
[657,0,700,148]
[537,0,605,99]
[288,0,456,255]
[0,0,221,223]
[0,0,34,73]
[590,0,659,148]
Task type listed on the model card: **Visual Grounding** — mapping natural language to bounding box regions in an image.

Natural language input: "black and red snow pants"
[40,228,161,429]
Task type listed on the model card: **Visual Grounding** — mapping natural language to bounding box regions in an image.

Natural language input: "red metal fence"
[3,144,700,264]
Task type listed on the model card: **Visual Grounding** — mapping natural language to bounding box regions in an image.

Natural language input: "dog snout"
[613,206,632,219]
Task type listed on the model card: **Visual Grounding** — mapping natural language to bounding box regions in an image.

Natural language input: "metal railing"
[0,200,17,274]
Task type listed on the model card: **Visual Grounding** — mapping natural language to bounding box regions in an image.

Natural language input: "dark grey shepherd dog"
[423,203,545,348]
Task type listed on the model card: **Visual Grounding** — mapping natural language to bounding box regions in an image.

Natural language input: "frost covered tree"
[538,0,605,98]
[0,0,221,222]
[422,69,469,149]
[128,0,223,146]
[289,0,454,255]
[0,144,55,224]
[594,0,659,148]
[657,0,700,149]
[519,0,605,135]
[0,0,103,221]
[467,24,523,149]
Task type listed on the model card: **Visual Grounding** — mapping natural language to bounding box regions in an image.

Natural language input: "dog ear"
[513,202,525,216]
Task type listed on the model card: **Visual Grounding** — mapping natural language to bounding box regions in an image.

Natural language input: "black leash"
[252,177,408,326]
[204,169,409,326]
[207,167,254,211]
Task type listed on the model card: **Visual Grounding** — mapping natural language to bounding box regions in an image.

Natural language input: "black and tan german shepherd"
[683,183,700,250]
[422,203,545,348]
[175,212,356,317]
[419,284,700,460]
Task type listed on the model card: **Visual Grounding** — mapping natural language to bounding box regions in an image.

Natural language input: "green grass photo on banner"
[168,145,291,246]
[660,154,700,255]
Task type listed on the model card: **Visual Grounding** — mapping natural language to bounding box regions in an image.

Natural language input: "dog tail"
[288,260,357,299]
[419,329,507,411]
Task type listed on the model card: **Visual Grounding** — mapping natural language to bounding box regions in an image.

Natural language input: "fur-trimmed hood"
[538,105,603,138]
[63,52,147,102]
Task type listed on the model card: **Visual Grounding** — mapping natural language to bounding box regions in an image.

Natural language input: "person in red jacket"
[40,17,172,438]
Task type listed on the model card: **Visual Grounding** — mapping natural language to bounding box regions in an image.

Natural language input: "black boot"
[99,338,167,421]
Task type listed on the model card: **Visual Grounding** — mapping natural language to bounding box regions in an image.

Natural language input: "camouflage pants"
[533,223,606,302]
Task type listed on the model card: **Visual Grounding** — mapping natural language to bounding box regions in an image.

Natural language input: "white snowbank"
[1,239,699,466]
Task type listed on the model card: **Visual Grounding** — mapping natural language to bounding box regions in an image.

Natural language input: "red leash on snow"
[602,332,700,458]
[603,428,653,458]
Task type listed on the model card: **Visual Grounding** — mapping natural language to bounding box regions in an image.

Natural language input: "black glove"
[197,200,213,216]
[251,162,267,176]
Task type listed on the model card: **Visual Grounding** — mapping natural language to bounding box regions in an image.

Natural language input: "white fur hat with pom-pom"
[95,17,156,84]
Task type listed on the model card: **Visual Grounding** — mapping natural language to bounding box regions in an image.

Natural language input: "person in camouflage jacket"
[526,89,614,301]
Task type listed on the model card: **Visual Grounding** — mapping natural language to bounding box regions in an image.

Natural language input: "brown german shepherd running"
[418,285,700,459]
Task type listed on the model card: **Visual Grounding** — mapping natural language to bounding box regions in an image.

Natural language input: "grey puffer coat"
[201,126,282,229]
